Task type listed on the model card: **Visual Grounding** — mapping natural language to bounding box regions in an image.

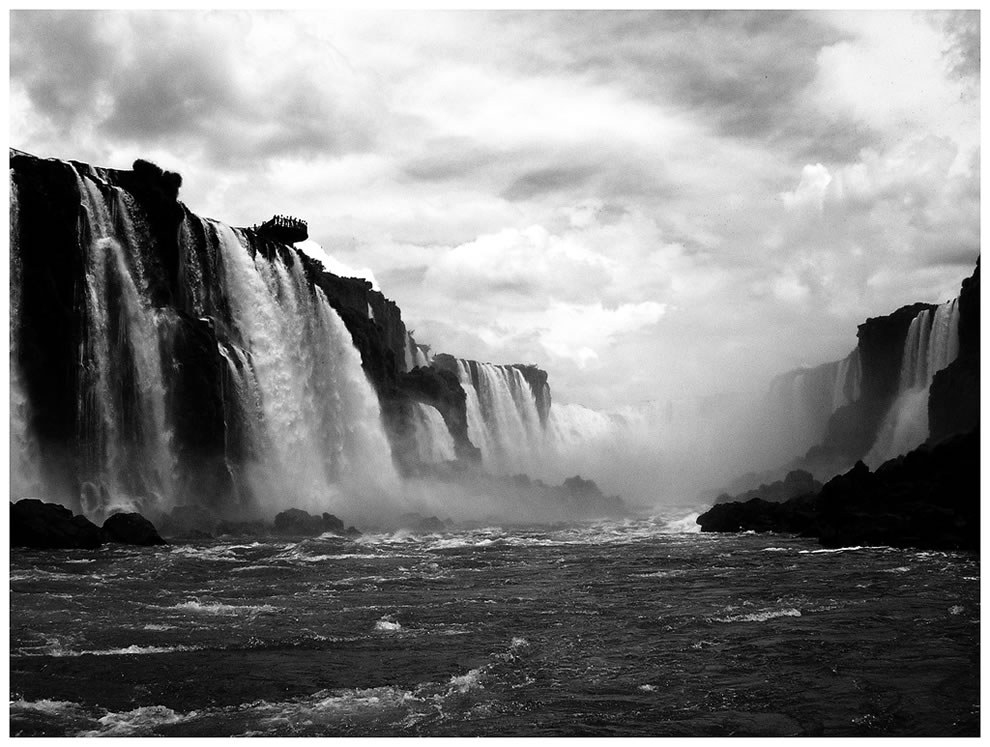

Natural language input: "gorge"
[9,149,980,541]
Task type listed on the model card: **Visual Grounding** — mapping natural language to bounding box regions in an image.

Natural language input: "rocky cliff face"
[697,428,979,552]
[10,150,555,515]
[808,302,934,464]
[929,261,980,443]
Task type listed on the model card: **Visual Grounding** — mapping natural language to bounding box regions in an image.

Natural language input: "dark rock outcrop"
[273,508,347,537]
[395,363,479,465]
[102,512,168,546]
[714,469,821,505]
[698,429,979,552]
[10,499,104,549]
[929,260,980,443]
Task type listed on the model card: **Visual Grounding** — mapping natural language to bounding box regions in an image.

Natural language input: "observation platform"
[256,214,308,244]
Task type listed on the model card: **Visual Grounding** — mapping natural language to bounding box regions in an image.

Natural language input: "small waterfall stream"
[865,299,961,466]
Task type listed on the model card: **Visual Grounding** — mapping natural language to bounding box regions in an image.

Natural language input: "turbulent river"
[9,516,979,737]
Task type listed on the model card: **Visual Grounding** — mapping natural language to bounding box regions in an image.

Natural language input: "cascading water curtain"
[215,223,399,515]
[865,299,961,466]
[412,402,457,463]
[75,169,177,517]
[455,360,545,475]
[9,176,41,498]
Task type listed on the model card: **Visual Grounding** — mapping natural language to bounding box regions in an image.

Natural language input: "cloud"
[296,239,379,290]
[537,301,667,367]
[9,9,980,411]
[11,10,386,168]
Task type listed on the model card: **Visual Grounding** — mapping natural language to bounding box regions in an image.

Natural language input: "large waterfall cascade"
[454,359,547,476]
[10,160,401,519]
[10,177,41,498]
[214,222,401,513]
[865,298,961,466]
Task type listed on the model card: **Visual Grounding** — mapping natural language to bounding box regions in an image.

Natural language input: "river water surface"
[9,516,980,736]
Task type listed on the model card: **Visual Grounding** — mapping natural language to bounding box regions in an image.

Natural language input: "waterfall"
[11,154,406,521]
[412,402,456,463]
[454,359,545,475]
[865,298,961,466]
[763,348,862,461]
[9,175,41,498]
[74,169,177,518]
[215,223,399,514]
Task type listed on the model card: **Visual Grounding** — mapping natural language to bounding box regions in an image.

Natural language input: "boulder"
[273,508,347,536]
[10,499,104,549]
[102,512,167,546]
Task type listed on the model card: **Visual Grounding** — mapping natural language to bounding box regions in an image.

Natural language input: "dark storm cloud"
[102,35,243,140]
[10,11,117,127]
[493,10,874,162]
[500,164,600,201]
[401,138,504,182]
[10,10,383,166]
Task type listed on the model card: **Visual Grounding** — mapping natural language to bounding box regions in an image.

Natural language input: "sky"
[8,9,981,411]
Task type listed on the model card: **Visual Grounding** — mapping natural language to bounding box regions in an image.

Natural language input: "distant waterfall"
[411,402,456,463]
[454,359,545,475]
[866,299,961,466]
[75,170,177,517]
[763,348,862,460]
[216,223,400,512]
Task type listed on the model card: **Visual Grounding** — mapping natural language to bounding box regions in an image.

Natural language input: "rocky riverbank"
[697,428,979,552]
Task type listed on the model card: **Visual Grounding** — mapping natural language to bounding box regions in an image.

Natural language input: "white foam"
[20,642,198,658]
[712,608,802,623]
[662,512,701,534]
[171,600,278,615]
[10,698,87,717]
[447,667,484,693]
[78,705,195,736]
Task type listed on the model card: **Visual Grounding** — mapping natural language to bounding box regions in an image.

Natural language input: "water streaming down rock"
[452,359,546,475]
[411,402,457,464]
[215,222,400,514]
[404,332,432,372]
[10,154,402,521]
[9,176,41,498]
[865,298,961,466]
[74,170,178,518]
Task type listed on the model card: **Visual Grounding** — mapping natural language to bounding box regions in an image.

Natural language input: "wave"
[15,641,200,658]
[170,600,279,615]
[374,616,402,632]
[711,608,802,623]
